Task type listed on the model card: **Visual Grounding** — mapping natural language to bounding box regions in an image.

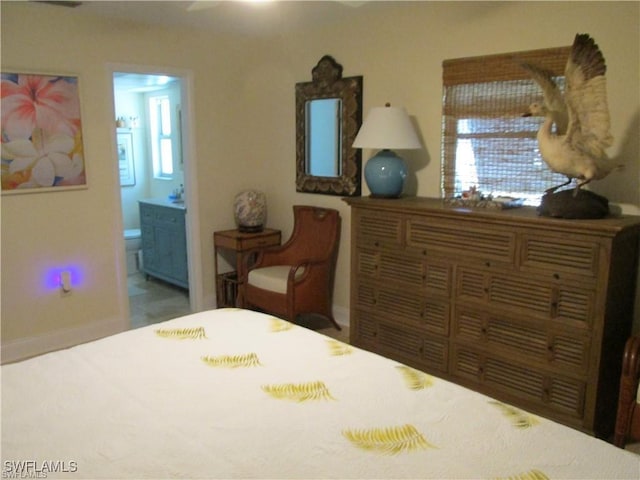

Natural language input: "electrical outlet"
[60,271,72,297]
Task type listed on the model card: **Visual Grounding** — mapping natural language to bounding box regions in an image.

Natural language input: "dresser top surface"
[344,196,640,234]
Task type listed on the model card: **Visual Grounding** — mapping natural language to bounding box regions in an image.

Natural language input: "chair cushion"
[247,266,305,294]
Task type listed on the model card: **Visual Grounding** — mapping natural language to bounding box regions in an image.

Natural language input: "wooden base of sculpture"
[538,189,609,219]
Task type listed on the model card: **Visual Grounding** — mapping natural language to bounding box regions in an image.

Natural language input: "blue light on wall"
[44,265,84,291]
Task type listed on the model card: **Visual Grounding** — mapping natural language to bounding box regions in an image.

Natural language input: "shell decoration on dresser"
[234,190,267,233]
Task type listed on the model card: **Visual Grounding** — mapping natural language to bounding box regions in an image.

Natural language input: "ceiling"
[35,1,395,37]
[113,72,180,93]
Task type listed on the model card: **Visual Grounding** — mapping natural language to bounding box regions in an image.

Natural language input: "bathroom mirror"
[295,55,363,196]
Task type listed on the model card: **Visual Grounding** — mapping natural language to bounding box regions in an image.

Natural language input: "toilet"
[124,229,142,275]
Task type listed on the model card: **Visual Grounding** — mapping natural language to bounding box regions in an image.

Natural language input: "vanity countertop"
[139,198,186,210]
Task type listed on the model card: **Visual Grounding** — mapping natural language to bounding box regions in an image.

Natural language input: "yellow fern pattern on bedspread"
[201,353,262,368]
[489,400,540,429]
[342,424,436,455]
[262,380,336,402]
[396,365,434,390]
[492,469,550,480]
[326,339,353,356]
[269,317,294,332]
[154,326,207,339]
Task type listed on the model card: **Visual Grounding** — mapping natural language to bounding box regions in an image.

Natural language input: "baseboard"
[333,304,350,328]
[1,317,127,364]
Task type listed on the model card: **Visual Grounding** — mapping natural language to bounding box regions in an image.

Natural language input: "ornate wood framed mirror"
[295,55,363,196]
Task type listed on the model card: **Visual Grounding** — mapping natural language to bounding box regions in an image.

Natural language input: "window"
[441,45,571,205]
[149,95,174,179]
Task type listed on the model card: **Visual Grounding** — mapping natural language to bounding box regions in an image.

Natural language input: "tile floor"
[127,272,350,342]
[128,273,191,329]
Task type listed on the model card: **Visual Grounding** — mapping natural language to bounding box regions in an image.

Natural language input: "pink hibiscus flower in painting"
[1,74,81,141]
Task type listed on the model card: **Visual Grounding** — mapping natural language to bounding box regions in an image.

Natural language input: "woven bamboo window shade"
[441,45,572,204]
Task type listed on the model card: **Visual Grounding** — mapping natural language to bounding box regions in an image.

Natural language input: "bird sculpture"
[522,34,617,195]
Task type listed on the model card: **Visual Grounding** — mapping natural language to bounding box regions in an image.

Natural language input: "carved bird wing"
[564,34,613,160]
[520,62,568,134]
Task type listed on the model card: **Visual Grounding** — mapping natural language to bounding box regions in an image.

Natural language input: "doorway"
[113,70,195,328]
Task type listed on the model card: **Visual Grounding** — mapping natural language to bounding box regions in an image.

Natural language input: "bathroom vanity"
[139,199,188,289]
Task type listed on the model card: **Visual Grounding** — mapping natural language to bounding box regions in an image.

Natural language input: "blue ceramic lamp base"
[364,149,407,198]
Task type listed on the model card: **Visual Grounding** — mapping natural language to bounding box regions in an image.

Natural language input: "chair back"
[283,206,341,263]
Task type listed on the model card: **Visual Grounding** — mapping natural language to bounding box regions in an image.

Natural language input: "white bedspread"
[2,308,639,479]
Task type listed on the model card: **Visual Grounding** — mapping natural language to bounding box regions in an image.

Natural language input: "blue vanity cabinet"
[139,200,189,289]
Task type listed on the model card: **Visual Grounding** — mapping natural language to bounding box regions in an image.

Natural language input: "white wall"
[235,0,640,325]
[2,1,639,362]
[116,90,148,230]
[0,2,255,360]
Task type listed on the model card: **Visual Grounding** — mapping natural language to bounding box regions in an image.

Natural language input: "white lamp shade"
[352,105,421,150]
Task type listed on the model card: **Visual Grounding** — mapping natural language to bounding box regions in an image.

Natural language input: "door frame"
[107,63,203,322]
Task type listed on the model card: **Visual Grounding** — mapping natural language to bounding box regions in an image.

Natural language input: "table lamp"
[352,103,421,198]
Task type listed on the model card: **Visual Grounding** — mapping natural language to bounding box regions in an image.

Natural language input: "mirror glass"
[296,56,362,196]
[306,98,342,177]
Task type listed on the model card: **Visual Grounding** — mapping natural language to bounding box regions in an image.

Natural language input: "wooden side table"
[213,228,281,307]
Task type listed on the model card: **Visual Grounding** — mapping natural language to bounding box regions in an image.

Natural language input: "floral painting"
[1,72,86,193]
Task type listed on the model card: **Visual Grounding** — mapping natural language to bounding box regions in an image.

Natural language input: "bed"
[2,308,638,479]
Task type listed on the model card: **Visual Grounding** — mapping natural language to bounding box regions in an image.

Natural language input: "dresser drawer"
[356,248,452,294]
[456,267,595,327]
[239,233,280,250]
[520,233,600,279]
[451,345,586,419]
[407,217,516,264]
[355,210,404,248]
[355,281,450,335]
[453,306,590,372]
[352,310,449,373]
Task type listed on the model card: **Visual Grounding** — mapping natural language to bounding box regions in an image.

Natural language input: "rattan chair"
[614,335,640,448]
[239,205,341,330]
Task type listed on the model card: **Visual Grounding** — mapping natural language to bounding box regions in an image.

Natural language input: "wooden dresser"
[344,197,640,438]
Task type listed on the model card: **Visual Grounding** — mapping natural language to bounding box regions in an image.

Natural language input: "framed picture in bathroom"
[117,131,135,187]
[1,71,88,194]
